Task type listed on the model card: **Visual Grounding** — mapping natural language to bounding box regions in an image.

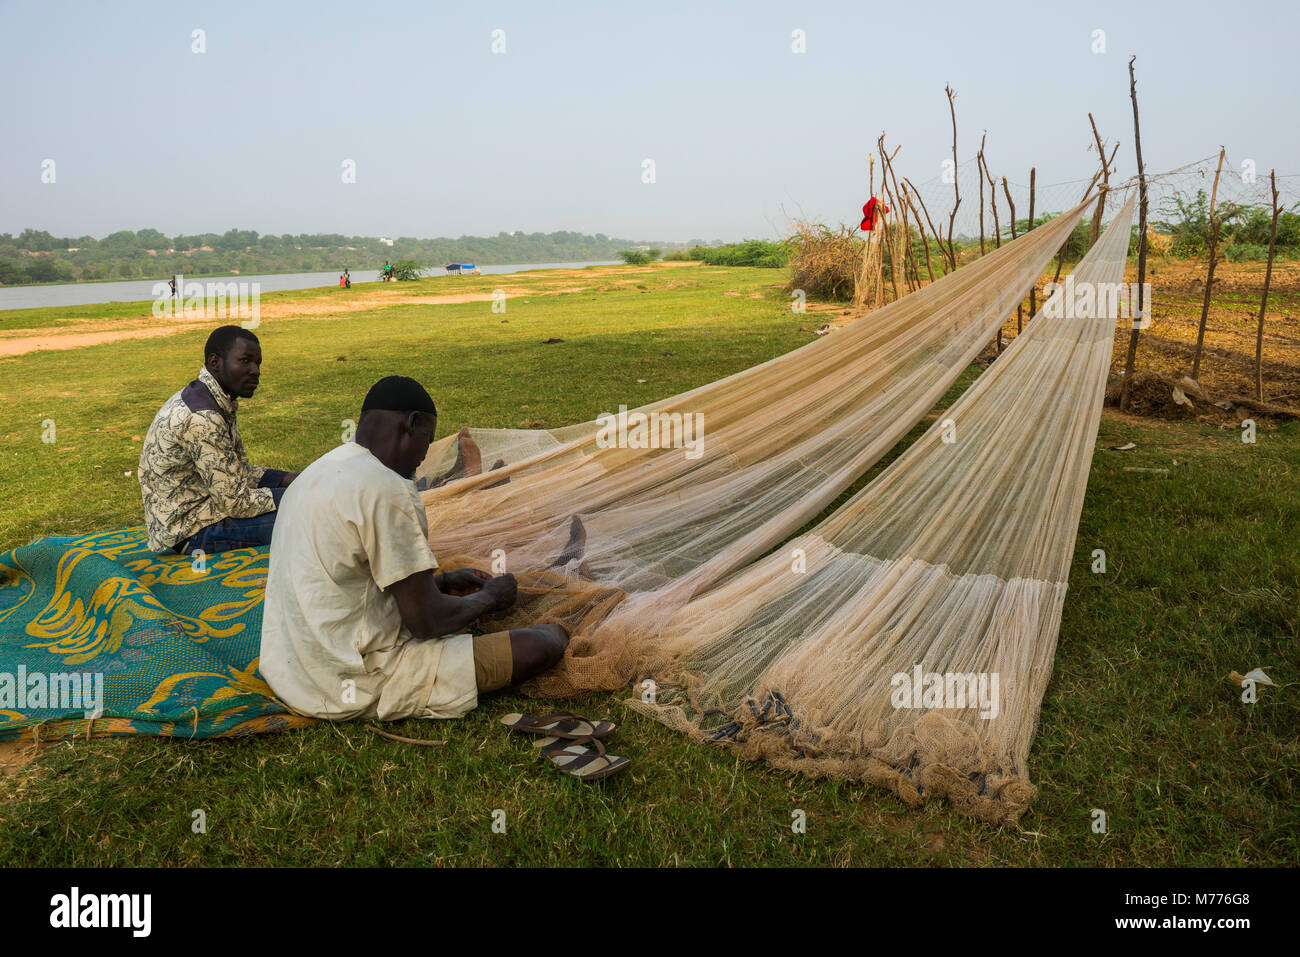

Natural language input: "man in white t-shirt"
[259,376,568,721]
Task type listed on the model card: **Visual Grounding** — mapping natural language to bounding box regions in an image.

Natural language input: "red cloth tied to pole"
[860,196,889,231]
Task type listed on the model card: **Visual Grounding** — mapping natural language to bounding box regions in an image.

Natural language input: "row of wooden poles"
[860,63,1286,405]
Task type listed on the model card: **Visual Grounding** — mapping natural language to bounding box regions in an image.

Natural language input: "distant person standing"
[383,261,393,281]
[344,268,351,289]
[168,276,178,297]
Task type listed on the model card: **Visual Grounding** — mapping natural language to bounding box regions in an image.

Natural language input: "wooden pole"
[881,144,919,291]
[1120,55,1150,413]
[1087,113,1112,249]
[944,85,961,270]
[1053,170,1105,289]
[1002,177,1020,343]
[858,153,876,311]
[1026,167,1036,331]
[1191,147,1226,381]
[977,133,987,256]
[1084,142,1120,260]
[1254,170,1281,402]
[905,176,949,275]
[876,137,902,302]
[904,186,937,282]
[981,154,1001,249]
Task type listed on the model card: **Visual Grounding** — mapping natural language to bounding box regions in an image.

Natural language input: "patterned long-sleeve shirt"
[138,366,282,552]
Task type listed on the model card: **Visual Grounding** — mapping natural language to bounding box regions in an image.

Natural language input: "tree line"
[0,228,691,285]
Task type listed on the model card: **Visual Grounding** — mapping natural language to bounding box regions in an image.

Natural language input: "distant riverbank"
[0,261,621,311]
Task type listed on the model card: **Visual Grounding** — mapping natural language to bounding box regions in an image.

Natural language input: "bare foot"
[429,427,483,487]
[549,515,592,579]
[483,458,511,489]
[451,427,483,477]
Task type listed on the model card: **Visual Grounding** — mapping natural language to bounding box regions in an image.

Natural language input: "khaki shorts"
[472,630,514,693]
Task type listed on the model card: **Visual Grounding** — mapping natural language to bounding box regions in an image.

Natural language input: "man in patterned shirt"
[138,325,298,555]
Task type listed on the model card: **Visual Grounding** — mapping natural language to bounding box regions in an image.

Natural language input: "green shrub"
[618,250,652,265]
[390,259,425,281]
[701,239,792,268]
[1223,242,1283,262]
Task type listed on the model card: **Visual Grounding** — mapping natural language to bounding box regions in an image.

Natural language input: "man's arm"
[435,567,491,595]
[186,414,277,519]
[388,570,517,641]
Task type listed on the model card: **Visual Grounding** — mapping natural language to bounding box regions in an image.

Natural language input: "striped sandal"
[540,735,630,781]
[501,711,616,741]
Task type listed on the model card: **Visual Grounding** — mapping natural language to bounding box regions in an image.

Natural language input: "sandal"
[540,734,630,781]
[500,711,615,740]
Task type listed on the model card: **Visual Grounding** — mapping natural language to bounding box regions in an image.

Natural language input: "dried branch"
[1191,147,1226,381]
[880,142,919,290]
[1120,55,1150,413]
[1026,167,1036,330]
[1002,177,1020,345]
[1255,169,1281,401]
[980,151,1001,249]
[944,85,961,269]
[905,186,937,282]
[904,176,948,277]
[977,133,987,256]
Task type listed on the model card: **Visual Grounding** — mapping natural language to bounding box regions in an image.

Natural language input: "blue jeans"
[177,475,287,555]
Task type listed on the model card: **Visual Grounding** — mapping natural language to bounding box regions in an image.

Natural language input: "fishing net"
[416,198,1093,697]
[415,190,1135,823]
[627,196,1136,823]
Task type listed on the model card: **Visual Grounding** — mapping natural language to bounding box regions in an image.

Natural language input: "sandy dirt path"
[0,262,706,358]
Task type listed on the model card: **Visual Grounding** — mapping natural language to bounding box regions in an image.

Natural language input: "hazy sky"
[3,0,1294,242]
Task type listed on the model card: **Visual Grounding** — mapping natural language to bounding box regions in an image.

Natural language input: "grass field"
[0,263,1295,866]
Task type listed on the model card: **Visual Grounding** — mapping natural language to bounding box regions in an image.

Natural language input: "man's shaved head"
[360,375,438,417]
[355,376,438,479]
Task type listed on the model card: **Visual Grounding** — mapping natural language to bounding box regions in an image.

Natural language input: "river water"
[0,261,622,311]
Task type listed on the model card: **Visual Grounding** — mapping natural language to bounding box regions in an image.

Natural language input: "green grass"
[0,265,1295,866]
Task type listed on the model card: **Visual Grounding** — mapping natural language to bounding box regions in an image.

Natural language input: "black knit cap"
[361,376,437,415]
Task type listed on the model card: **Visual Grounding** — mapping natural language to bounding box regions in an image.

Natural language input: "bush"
[785,224,861,301]
[662,249,698,261]
[700,239,792,268]
[390,259,425,281]
[618,250,652,265]
[1152,190,1211,257]
[1150,189,1300,261]
[1223,242,1278,262]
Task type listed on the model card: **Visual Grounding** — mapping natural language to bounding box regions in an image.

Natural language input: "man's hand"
[390,568,513,641]
[436,567,491,596]
[480,573,518,612]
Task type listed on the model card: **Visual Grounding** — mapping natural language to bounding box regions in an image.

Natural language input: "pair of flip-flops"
[501,711,630,780]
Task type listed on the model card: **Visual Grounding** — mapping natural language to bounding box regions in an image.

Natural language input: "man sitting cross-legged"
[138,325,298,556]
[259,375,568,722]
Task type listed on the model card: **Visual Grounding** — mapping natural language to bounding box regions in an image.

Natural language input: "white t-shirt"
[259,442,477,721]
